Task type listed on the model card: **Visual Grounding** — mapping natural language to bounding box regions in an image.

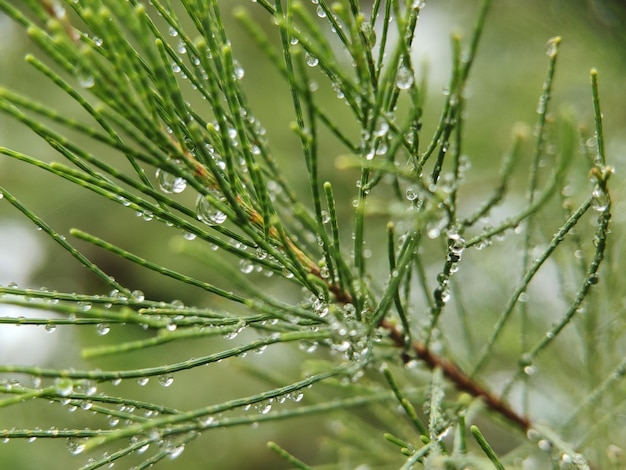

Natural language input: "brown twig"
[381,318,531,432]
[325,277,531,433]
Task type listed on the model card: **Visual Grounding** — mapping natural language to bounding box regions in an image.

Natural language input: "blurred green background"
[0,0,625,468]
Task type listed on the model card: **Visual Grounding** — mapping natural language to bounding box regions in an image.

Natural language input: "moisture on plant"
[0,1,623,469]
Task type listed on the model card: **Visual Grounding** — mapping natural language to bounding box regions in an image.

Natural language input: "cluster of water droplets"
[446,231,465,266]
[151,434,187,461]
[312,294,329,318]
[359,114,394,162]
[431,231,465,307]
[223,321,247,341]
[557,453,591,470]
[136,209,154,221]
[66,438,87,455]
[325,302,376,365]
[524,429,591,470]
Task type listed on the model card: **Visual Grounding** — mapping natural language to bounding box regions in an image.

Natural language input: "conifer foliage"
[0,1,620,468]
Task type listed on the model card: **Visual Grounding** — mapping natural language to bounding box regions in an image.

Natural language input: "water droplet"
[362,147,375,161]
[255,248,267,260]
[405,186,418,201]
[448,232,465,257]
[168,444,185,459]
[526,429,540,442]
[523,364,536,376]
[332,82,345,100]
[233,61,245,80]
[137,377,149,386]
[168,27,178,37]
[411,0,426,8]
[435,287,450,304]
[77,72,95,89]
[538,439,552,451]
[183,231,197,240]
[196,194,227,225]
[239,259,254,274]
[156,168,187,194]
[200,415,215,427]
[299,340,318,353]
[81,380,97,396]
[591,186,609,212]
[108,415,120,427]
[45,323,57,333]
[332,340,351,352]
[518,353,534,376]
[395,66,414,90]
[224,325,243,340]
[343,303,356,316]
[54,378,74,397]
[96,323,110,336]
[131,290,145,302]
[305,52,319,67]
[158,375,174,387]
[66,438,86,455]
[375,141,388,155]
[536,95,546,114]
[373,118,389,138]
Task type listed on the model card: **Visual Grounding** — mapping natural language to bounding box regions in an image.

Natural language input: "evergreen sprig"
[0,1,618,468]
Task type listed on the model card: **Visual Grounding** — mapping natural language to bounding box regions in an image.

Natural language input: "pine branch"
[0,1,618,469]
